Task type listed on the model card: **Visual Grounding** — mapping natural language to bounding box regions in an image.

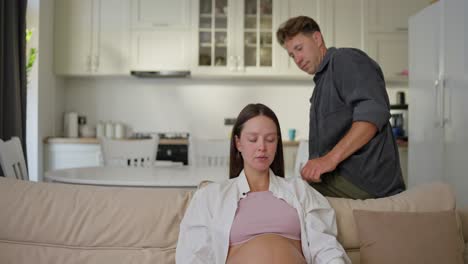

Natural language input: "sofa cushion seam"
[0,239,175,251]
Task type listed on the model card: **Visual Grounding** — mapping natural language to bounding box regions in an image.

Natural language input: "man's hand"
[300,156,338,183]
[301,121,378,183]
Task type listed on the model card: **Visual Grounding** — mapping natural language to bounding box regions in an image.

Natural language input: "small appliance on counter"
[131,132,189,165]
[390,91,408,140]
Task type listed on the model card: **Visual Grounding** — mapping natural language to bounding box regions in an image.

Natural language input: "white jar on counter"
[96,121,105,138]
[114,122,125,139]
[105,121,115,138]
[64,112,79,138]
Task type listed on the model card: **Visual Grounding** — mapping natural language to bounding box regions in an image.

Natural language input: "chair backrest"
[100,136,159,167]
[294,140,309,177]
[0,137,28,180]
[189,138,230,167]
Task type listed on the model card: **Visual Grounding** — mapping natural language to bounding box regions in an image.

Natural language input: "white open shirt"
[176,169,351,264]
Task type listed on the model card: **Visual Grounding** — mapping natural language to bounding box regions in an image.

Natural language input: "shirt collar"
[314,47,337,78]
[236,169,283,198]
[236,170,251,197]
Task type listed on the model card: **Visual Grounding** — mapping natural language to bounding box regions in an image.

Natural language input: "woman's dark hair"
[229,103,284,178]
[276,16,321,46]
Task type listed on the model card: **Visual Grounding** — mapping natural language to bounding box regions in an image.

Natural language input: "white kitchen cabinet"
[55,0,130,75]
[283,143,298,176]
[44,143,102,171]
[367,0,432,33]
[130,31,190,71]
[131,0,190,29]
[192,0,285,76]
[364,0,431,82]
[367,32,408,82]
[276,0,320,76]
[320,0,365,50]
[409,0,468,206]
[129,0,191,72]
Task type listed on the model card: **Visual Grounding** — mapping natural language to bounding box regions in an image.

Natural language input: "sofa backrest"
[0,178,463,264]
[0,178,193,264]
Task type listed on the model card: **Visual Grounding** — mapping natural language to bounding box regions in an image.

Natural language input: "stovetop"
[131,132,190,140]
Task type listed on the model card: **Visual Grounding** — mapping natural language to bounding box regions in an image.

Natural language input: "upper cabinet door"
[131,0,190,29]
[192,0,283,76]
[129,0,191,71]
[367,0,432,32]
[193,0,231,73]
[240,0,276,73]
[321,0,365,50]
[55,0,130,76]
[95,0,130,75]
[55,0,94,75]
[367,33,408,82]
[276,0,319,77]
[131,31,190,71]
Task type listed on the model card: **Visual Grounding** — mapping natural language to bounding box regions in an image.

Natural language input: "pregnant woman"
[176,103,350,264]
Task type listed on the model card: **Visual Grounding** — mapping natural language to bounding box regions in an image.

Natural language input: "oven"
[132,132,189,165]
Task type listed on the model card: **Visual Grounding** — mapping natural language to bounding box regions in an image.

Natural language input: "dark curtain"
[0,0,28,176]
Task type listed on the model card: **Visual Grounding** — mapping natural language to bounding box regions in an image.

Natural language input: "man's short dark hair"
[276,16,321,45]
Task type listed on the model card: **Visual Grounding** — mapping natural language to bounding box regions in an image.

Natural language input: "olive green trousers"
[310,171,375,200]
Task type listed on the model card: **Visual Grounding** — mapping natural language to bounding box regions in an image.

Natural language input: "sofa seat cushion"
[326,183,456,250]
[354,210,464,264]
[0,241,174,264]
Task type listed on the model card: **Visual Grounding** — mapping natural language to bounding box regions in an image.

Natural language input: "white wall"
[26,0,40,182]
[63,77,407,140]
[26,0,65,181]
[64,77,313,140]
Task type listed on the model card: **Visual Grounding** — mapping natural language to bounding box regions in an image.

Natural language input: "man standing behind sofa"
[276,16,405,199]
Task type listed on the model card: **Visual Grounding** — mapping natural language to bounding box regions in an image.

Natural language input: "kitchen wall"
[63,77,408,140]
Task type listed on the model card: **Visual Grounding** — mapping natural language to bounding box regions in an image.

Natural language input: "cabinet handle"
[152,23,169,27]
[440,77,449,127]
[395,27,408,32]
[93,55,100,72]
[86,55,92,72]
[434,79,441,127]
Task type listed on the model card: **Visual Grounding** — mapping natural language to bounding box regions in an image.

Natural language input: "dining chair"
[100,136,159,167]
[189,138,230,167]
[294,140,309,177]
[0,137,28,180]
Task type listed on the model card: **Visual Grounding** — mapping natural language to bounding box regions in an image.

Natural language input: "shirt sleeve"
[296,179,351,264]
[333,49,390,131]
[175,187,215,264]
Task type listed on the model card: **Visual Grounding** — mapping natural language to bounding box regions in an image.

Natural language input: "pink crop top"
[229,191,301,245]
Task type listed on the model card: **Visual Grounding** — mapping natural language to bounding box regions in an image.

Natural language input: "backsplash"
[63,77,408,140]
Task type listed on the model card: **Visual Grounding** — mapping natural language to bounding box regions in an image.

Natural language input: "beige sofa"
[0,177,466,264]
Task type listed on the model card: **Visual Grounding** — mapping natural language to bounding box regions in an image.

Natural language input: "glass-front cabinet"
[193,0,280,75]
[198,0,229,68]
[243,0,274,68]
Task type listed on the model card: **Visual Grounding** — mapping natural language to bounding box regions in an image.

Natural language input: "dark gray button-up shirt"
[310,47,405,197]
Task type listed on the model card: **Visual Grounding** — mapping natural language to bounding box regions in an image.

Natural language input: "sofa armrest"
[458,208,468,242]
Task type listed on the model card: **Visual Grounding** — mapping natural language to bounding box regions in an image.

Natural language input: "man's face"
[283,32,324,75]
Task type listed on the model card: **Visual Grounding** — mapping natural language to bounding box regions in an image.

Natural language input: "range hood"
[130,70,190,78]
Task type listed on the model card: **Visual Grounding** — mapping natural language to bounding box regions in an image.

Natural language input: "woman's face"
[235,115,278,173]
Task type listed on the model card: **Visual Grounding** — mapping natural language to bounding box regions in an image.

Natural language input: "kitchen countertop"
[44,137,301,146]
[44,137,189,145]
[44,137,406,148]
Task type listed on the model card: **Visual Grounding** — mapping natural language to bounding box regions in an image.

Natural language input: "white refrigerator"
[408,0,468,206]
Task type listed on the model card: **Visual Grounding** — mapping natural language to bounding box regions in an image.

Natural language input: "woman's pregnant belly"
[226,234,306,264]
